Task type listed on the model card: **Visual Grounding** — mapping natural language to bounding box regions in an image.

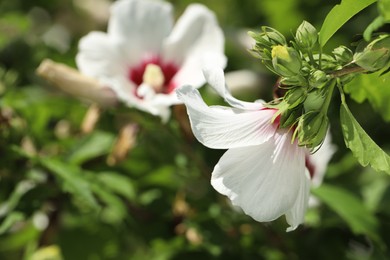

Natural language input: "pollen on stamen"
[128,56,179,95]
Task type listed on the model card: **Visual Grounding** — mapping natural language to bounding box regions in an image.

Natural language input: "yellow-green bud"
[332,46,353,64]
[297,111,329,148]
[249,27,287,61]
[353,35,390,71]
[295,21,318,50]
[271,45,302,77]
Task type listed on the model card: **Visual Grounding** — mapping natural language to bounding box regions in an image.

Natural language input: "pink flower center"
[128,56,179,95]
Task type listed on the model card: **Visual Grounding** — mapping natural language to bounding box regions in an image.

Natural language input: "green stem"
[321,80,336,114]
[319,47,322,69]
[336,78,346,104]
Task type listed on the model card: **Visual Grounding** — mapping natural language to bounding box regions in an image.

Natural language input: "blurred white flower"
[177,67,334,231]
[77,0,226,121]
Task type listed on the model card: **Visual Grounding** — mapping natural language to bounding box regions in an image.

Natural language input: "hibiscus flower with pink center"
[177,67,335,231]
[77,0,226,121]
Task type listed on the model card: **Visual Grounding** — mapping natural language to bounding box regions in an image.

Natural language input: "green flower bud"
[249,27,287,61]
[280,75,307,86]
[284,87,307,109]
[297,111,329,148]
[261,26,287,46]
[309,70,329,89]
[271,45,302,77]
[295,21,318,50]
[303,89,326,112]
[279,105,303,129]
[332,46,353,64]
[353,34,390,71]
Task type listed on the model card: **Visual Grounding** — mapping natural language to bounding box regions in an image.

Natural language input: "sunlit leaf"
[30,245,63,260]
[319,0,377,47]
[345,70,390,122]
[340,102,390,174]
[312,184,379,239]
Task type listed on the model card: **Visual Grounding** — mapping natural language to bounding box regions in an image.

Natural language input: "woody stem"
[329,66,367,78]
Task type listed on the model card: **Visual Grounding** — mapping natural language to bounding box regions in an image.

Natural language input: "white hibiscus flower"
[176,67,335,231]
[76,0,226,121]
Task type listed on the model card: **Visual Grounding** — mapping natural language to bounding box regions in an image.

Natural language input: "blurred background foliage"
[1,0,390,259]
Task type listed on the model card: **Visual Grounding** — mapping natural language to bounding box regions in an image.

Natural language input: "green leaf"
[319,0,377,47]
[340,102,390,173]
[91,183,127,224]
[0,180,36,218]
[345,70,390,122]
[312,184,379,239]
[0,212,24,235]
[0,12,30,49]
[40,158,100,210]
[363,16,385,41]
[97,172,136,201]
[0,223,40,251]
[66,131,115,165]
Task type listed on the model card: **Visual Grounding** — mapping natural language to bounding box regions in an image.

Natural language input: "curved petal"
[76,32,125,79]
[108,0,173,63]
[163,4,226,88]
[203,66,265,110]
[163,4,225,66]
[177,85,277,149]
[211,129,306,222]
[285,169,311,231]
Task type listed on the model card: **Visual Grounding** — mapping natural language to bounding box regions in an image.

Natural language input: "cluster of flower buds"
[250,21,390,151]
[251,21,334,150]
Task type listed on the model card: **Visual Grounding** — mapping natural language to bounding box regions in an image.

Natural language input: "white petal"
[307,130,336,187]
[108,0,173,62]
[176,85,277,149]
[163,4,225,66]
[76,32,125,79]
[285,169,311,231]
[203,66,265,110]
[163,4,226,88]
[211,129,306,222]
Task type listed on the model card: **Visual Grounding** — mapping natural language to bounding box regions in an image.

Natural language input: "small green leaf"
[66,131,115,165]
[91,183,127,224]
[97,172,136,201]
[319,0,377,47]
[340,102,390,173]
[345,70,390,122]
[312,184,379,239]
[40,158,100,210]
